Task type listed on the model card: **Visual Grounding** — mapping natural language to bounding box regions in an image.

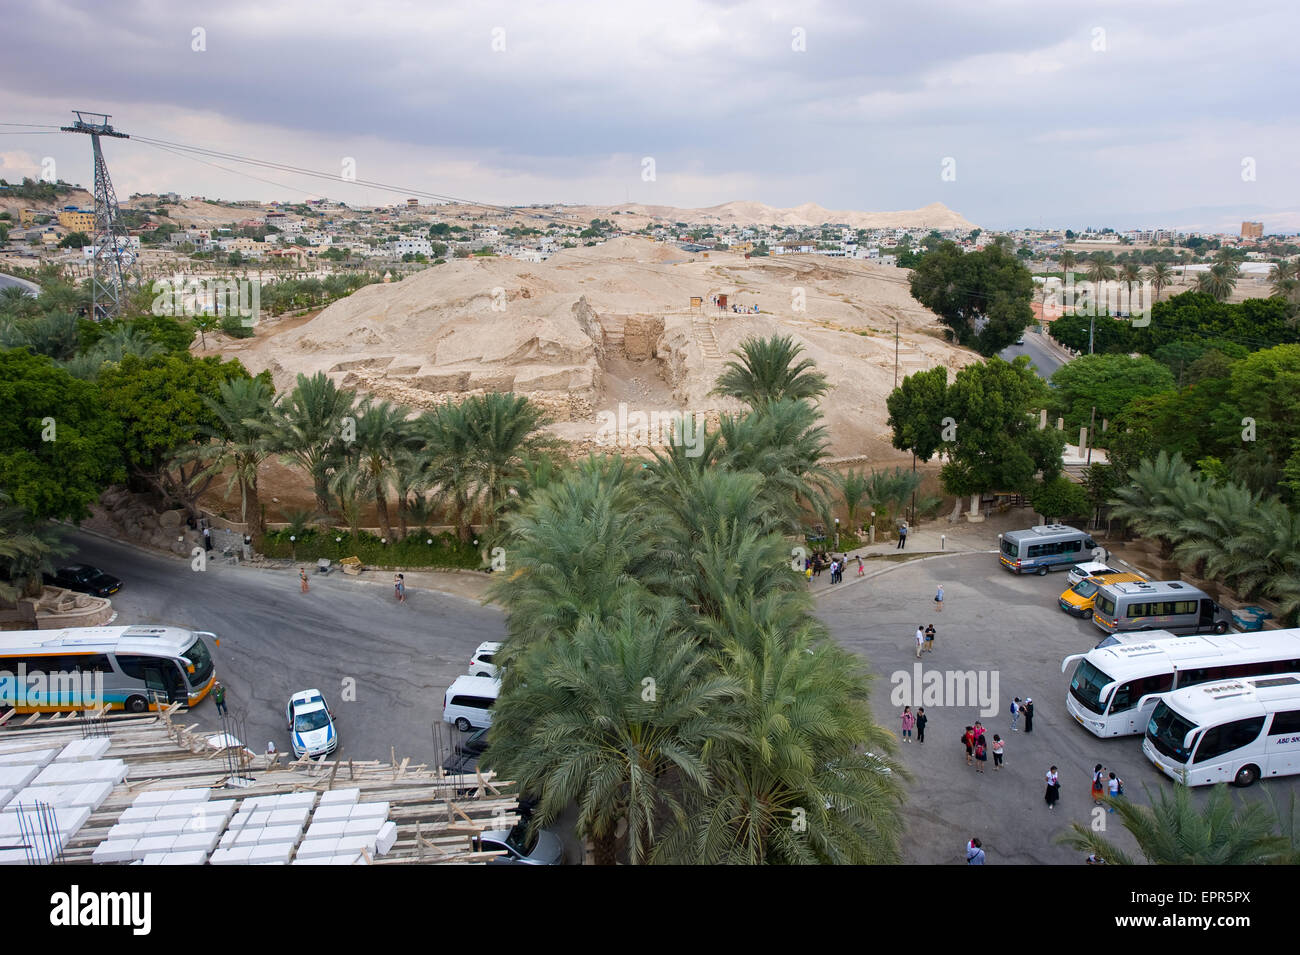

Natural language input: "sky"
[1,0,1297,232]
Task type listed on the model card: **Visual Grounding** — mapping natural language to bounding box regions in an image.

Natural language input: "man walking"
[1010,697,1021,731]
[897,521,908,550]
[916,707,927,744]
[935,584,944,612]
[213,681,227,716]
[915,624,925,659]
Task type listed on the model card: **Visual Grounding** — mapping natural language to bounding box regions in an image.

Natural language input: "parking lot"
[816,551,1300,864]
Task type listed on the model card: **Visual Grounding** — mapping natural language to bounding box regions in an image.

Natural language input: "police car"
[285,689,338,758]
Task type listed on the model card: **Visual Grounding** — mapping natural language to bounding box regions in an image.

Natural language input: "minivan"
[1091,580,1233,636]
[999,524,1098,575]
[443,675,501,732]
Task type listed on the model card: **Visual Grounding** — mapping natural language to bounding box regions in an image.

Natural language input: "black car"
[44,564,123,597]
[442,728,490,776]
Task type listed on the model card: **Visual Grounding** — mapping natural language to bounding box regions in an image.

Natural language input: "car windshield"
[1072,579,1100,598]
[1069,659,1114,714]
[295,708,330,732]
[1001,539,1018,558]
[1147,701,1197,763]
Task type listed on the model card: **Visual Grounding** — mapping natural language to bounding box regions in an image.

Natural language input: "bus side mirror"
[1100,682,1117,704]
[1183,730,1198,751]
[1136,692,1163,711]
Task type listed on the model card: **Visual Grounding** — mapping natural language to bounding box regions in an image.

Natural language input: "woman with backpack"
[1091,764,1106,805]
[973,735,988,773]
[1107,772,1124,812]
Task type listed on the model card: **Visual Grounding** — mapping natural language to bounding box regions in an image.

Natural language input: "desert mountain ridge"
[585,199,978,232]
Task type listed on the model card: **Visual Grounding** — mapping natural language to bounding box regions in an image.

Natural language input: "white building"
[386,237,433,257]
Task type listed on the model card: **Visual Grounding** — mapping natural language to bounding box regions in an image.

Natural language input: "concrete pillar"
[1056,417,1064,431]
[1101,419,1108,432]
[966,491,985,523]
[1079,427,1088,453]
[1039,409,1048,430]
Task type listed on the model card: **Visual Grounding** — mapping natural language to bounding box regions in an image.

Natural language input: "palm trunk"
[376,490,393,542]
[244,473,264,537]
[591,829,618,866]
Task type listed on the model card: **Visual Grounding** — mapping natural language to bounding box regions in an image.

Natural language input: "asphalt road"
[816,551,1300,864]
[0,273,39,295]
[1000,330,1065,379]
[63,531,507,767]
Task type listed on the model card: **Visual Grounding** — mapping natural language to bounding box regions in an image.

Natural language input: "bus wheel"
[1214,621,1229,635]
[1233,764,1259,787]
[1037,566,1048,577]
[455,718,471,732]
[125,695,149,714]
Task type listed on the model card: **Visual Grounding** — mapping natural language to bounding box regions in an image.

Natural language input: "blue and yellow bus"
[0,625,216,713]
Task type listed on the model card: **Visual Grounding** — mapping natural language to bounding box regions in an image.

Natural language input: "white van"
[443,675,501,732]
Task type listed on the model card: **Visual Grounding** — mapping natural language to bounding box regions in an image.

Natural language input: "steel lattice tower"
[60,111,131,320]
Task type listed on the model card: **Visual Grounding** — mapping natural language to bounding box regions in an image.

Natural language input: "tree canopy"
[908,241,1035,356]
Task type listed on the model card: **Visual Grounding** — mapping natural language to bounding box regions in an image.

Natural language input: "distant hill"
[590,200,978,231]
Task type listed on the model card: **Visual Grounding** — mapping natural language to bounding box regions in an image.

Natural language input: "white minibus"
[443,675,500,732]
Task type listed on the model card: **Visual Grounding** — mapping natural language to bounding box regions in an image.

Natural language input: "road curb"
[810,550,997,598]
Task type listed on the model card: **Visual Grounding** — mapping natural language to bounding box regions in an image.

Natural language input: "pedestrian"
[1091,764,1105,805]
[992,734,1004,770]
[1023,697,1035,733]
[972,721,986,750]
[830,558,840,584]
[213,681,227,716]
[962,726,975,766]
[1010,697,1021,731]
[856,555,864,577]
[299,566,309,593]
[934,584,944,612]
[901,705,915,743]
[1044,766,1060,810]
[1107,772,1124,813]
[924,623,936,653]
[966,837,986,865]
[394,573,406,602]
[915,625,925,659]
[242,533,252,562]
[203,525,212,552]
[266,740,277,759]
[897,520,908,550]
[974,735,987,773]
[916,707,927,744]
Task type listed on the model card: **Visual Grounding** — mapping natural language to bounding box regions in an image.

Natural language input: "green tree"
[0,350,123,521]
[0,491,71,602]
[940,357,1065,498]
[459,392,554,539]
[886,365,949,462]
[179,376,275,534]
[908,241,1034,355]
[269,372,357,514]
[331,397,416,543]
[1146,262,1174,302]
[1058,783,1288,864]
[1030,475,1090,522]
[711,334,829,409]
[1048,354,1176,433]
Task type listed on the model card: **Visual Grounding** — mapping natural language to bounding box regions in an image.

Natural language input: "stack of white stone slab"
[0,739,124,862]
[0,804,92,864]
[209,791,316,866]
[92,789,234,865]
[291,788,397,865]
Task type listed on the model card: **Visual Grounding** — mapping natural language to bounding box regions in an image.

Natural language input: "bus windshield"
[1147,701,1197,763]
[1069,659,1115,714]
[1072,579,1101,598]
[1096,594,1116,616]
[180,634,214,689]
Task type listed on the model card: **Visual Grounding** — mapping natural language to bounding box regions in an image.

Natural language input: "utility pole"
[1088,313,1095,355]
[60,111,132,320]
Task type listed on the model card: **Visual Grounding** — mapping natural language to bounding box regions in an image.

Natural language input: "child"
[992,734,1004,770]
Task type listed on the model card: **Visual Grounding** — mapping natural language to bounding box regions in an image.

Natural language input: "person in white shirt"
[915,625,925,658]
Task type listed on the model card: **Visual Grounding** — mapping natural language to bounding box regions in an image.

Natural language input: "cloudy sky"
[1,0,1296,231]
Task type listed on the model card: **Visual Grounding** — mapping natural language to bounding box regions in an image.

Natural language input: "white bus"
[1142,674,1300,787]
[1062,628,1300,738]
[0,626,217,713]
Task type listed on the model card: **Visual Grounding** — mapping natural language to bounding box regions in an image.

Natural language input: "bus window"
[1193,717,1266,763]
[1270,711,1300,736]
[1001,539,1018,558]
[1065,540,1081,553]
[1027,544,1044,558]
[1108,673,1175,713]
[1096,595,1116,616]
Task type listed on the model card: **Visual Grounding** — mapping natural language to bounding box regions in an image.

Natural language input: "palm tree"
[416,400,477,544]
[1118,262,1142,301]
[711,334,829,409]
[866,466,923,529]
[1058,783,1287,864]
[1269,262,1299,303]
[0,494,70,603]
[1145,262,1174,302]
[179,377,275,535]
[0,285,38,319]
[269,372,357,513]
[716,398,834,528]
[1197,263,1237,301]
[837,469,870,536]
[1058,250,1076,279]
[459,392,554,539]
[483,592,743,865]
[1108,451,1195,552]
[1086,252,1116,285]
[334,397,416,542]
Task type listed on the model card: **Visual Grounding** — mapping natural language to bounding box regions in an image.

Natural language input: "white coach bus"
[1142,674,1300,787]
[1062,629,1300,738]
[0,626,217,713]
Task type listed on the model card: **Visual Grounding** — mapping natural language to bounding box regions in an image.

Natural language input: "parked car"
[473,822,563,865]
[285,689,338,758]
[443,727,489,776]
[468,641,502,678]
[1066,560,1118,587]
[44,564,122,597]
[443,675,500,732]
